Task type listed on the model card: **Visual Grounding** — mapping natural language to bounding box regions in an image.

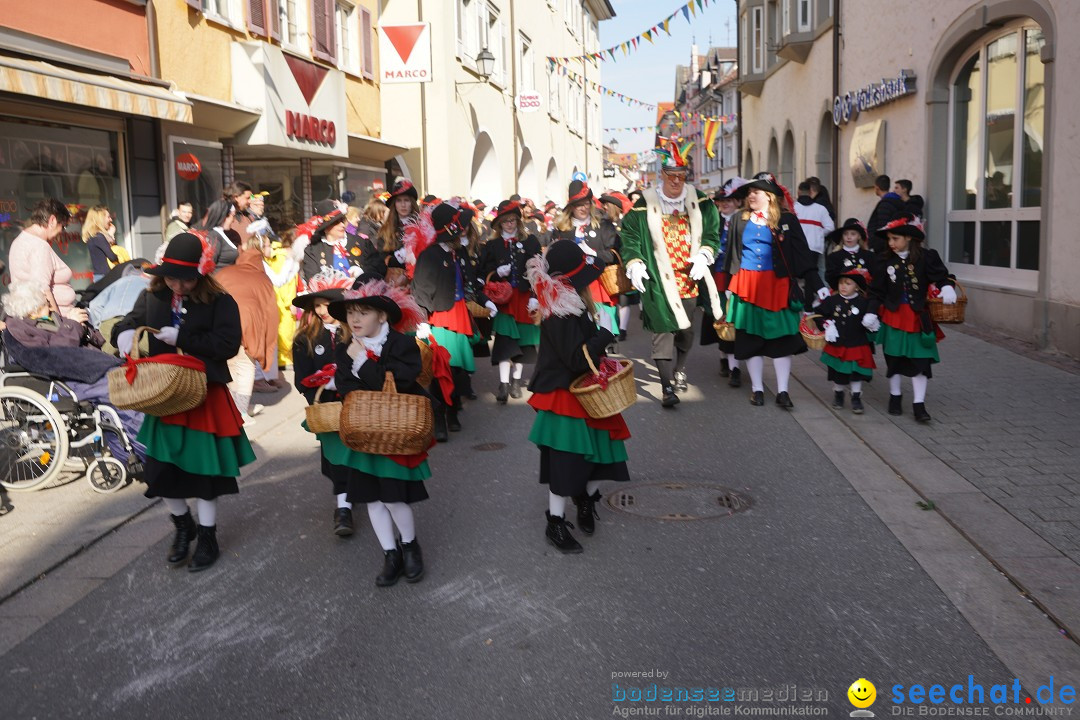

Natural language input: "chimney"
[691,44,699,78]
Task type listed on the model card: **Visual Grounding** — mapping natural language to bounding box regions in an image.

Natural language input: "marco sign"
[380,23,432,83]
[833,70,917,126]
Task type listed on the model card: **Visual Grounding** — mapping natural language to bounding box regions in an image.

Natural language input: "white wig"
[2,282,47,319]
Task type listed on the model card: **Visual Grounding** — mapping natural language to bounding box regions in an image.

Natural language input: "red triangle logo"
[284,54,329,106]
[383,24,426,65]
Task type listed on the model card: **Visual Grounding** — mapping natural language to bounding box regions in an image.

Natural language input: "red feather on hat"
[525,256,586,319]
[184,229,216,276]
[342,279,427,333]
[304,269,353,293]
[402,208,436,265]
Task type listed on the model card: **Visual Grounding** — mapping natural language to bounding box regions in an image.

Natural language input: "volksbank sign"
[832,70,917,126]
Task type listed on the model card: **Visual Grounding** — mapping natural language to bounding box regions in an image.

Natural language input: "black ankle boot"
[851,393,864,414]
[495,382,510,404]
[775,391,794,409]
[333,507,355,537]
[913,402,932,423]
[728,367,742,388]
[188,525,219,572]
[167,511,196,566]
[433,406,448,442]
[376,548,404,586]
[545,511,583,553]
[718,358,730,377]
[833,390,845,409]
[574,491,602,535]
[446,407,461,432]
[509,378,523,399]
[661,384,680,408]
[888,394,903,416]
[401,539,424,583]
[749,390,764,406]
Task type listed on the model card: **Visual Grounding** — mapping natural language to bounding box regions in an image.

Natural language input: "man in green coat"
[620,138,724,408]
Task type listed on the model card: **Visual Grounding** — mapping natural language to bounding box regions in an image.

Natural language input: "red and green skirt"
[430,299,477,372]
[874,303,941,377]
[821,344,875,382]
[727,270,806,359]
[491,288,540,364]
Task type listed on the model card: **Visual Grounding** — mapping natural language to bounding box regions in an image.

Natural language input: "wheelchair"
[0,337,143,494]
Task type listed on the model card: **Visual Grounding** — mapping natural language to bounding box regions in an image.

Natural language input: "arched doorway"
[744,144,754,177]
[780,129,796,191]
[767,135,779,175]
[545,158,560,202]
[469,132,500,208]
[518,148,537,201]
[816,113,833,190]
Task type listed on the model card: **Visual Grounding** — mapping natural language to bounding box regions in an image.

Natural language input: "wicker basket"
[484,280,513,305]
[928,281,967,324]
[800,314,827,351]
[599,250,633,296]
[569,348,636,419]
[305,386,341,433]
[466,300,491,318]
[107,326,207,416]
[340,372,434,455]
[416,337,434,388]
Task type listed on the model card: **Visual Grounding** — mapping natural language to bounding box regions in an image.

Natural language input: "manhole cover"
[606,482,751,520]
[471,442,506,452]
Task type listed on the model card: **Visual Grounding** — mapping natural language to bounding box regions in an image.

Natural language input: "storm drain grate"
[471,442,507,452]
[606,482,752,521]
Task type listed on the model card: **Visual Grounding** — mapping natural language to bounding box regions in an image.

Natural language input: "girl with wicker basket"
[525,241,631,554]
[291,270,355,537]
[861,214,958,422]
[479,199,544,403]
[325,280,432,586]
[814,268,876,414]
[111,232,255,572]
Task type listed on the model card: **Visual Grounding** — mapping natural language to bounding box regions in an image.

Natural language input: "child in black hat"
[111,231,255,572]
[814,268,876,413]
[825,218,874,288]
[325,279,432,586]
[525,240,631,554]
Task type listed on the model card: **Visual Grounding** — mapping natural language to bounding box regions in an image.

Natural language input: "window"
[740,13,748,71]
[947,25,1045,284]
[752,7,764,73]
[359,7,373,78]
[547,63,561,120]
[279,0,306,49]
[518,33,534,91]
[798,0,812,31]
[312,0,337,64]
[335,2,358,73]
[782,0,791,36]
[202,0,240,25]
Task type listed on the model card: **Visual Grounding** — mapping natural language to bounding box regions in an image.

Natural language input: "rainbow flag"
[704,120,721,158]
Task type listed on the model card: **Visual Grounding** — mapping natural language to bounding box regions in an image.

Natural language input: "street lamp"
[456,47,496,86]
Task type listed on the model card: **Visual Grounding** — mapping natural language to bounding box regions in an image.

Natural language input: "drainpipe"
[146,0,160,79]
[734,0,742,176]
[831,0,841,215]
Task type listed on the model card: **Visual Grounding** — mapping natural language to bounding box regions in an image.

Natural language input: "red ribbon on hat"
[568,183,591,204]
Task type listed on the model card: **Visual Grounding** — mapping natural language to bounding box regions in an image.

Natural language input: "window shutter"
[247,0,267,37]
[267,0,281,41]
[186,0,201,10]
[312,0,336,63]
[360,7,373,78]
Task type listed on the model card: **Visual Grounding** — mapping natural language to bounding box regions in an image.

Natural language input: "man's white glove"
[816,286,832,301]
[689,250,712,281]
[861,313,880,332]
[393,247,408,264]
[626,262,650,294]
[823,319,839,343]
[939,285,958,305]
[416,322,431,340]
[154,326,179,346]
[496,263,512,278]
[526,297,539,313]
[116,329,136,357]
[348,265,364,278]
[484,301,498,318]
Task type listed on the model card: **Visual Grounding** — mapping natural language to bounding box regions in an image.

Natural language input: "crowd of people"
[0,139,959,583]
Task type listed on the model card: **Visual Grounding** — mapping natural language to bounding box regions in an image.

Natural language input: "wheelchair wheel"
[86,457,127,494]
[0,385,71,491]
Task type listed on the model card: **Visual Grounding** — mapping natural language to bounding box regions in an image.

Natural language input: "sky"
[597,0,737,156]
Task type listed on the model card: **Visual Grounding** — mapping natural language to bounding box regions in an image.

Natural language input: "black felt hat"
[826,217,868,246]
[544,239,603,291]
[146,232,212,279]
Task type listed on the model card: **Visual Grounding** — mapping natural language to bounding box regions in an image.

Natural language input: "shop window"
[169,138,224,230]
[947,24,1044,282]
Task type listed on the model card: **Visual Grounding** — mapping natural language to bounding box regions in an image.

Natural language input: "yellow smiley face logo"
[848,678,876,708]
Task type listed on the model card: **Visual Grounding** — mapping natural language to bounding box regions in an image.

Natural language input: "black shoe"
[719,360,730,378]
[775,391,794,409]
[167,511,197,566]
[509,378,523,399]
[574,491,601,536]
[832,390,845,409]
[913,402,932,423]
[728,367,742,388]
[673,371,688,392]
[888,394,903,416]
[618,330,628,341]
[446,407,462,432]
[333,507,355,537]
[495,382,510,404]
[661,385,680,408]
[750,390,764,406]
[433,406,448,442]
[376,548,405,586]
[545,511,583,554]
[188,525,219,573]
[851,393,864,414]
[401,539,424,583]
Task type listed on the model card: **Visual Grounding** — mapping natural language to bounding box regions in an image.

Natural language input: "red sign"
[372,179,385,190]
[286,110,337,146]
[176,153,202,181]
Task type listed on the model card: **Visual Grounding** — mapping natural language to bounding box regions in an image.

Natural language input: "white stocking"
[912,374,928,403]
[164,498,189,516]
[772,356,792,393]
[618,305,630,331]
[890,374,903,396]
[512,362,524,380]
[549,492,567,518]
[586,481,602,497]
[746,356,765,392]
[728,356,740,371]
[850,380,863,394]
[366,502,397,551]
[336,493,352,510]
[498,360,511,383]
[195,498,217,527]
[385,502,416,544]
[833,383,846,392]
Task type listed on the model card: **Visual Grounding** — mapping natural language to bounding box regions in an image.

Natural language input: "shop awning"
[181,93,261,135]
[0,54,192,123]
[348,133,411,163]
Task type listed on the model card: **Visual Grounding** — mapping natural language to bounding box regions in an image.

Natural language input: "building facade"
[376,0,614,208]
[672,45,739,192]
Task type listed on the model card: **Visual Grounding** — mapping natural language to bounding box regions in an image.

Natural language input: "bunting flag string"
[544,0,716,65]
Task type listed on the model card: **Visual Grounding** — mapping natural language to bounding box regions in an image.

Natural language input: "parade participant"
[620,139,725,407]
[479,199,543,403]
[815,268,876,414]
[525,241,630,553]
[825,218,873,287]
[378,180,420,284]
[456,200,492,382]
[112,232,255,571]
[700,177,746,386]
[326,280,430,586]
[724,172,828,409]
[600,192,634,341]
[302,200,364,282]
[862,214,957,422]
[412,204,495,435]
[197,198,242,269]
[291,270,355,536]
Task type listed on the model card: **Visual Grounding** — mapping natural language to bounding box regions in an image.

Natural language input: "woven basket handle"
[314,385,325,403]
[611,249,622,265]
[131,325,184,358]
[581,345,600,376]
[382,372,398,394]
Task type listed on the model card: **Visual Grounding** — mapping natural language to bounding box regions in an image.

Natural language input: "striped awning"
[0,55,192,124]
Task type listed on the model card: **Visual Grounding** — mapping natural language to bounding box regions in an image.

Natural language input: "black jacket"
[208,228,241,268]
[411,242,480,314]
[292,325,340,405]
[333,329,426,397]
[302,236,364,283]
[351,219,388,280]
[814,295,874,348]
[868,249,954,334]
[548,220,619,266]
[825,247,875,288]
[866,195,907,251]
[723,211,824,310]
[478,233,542,290]
[112,287,241,385]
[529,311,615,394]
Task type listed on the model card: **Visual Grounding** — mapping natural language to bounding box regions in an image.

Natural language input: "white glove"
[596,308,617,335]
[626,262,650,294]
[527,297,539,313]
[416,322,431,340]
[350,347,368,376]
[689,250,712,281]
[496,263,512,278]
[393,247,408,264]
[485,301,498,318]
[154,326,179,346]
[116,329,136,356]
[861,313,880,332]
[816,286,832,301]
[247,218,271,237]
[324,377,337,392]
[348,265,364,278]
[823,320,839,343]
[939,285,958,305]
[579,242,597,257]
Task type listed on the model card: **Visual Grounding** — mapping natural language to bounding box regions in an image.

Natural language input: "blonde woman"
[82,205,118,281]
[376,180,420,282]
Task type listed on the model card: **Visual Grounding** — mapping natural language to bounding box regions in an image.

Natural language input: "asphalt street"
[0,327,1024,718]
